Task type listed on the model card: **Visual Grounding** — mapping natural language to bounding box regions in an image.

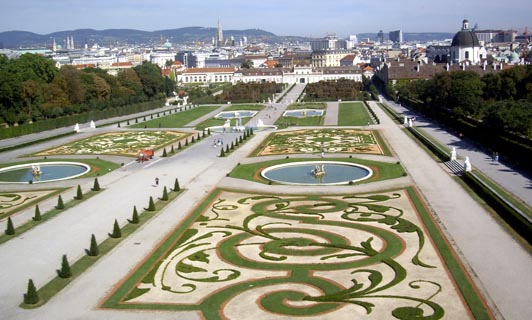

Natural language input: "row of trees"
[0,53,175,126]
[185,82,283,104]
[392,66,532,138]
[304,79,366,101]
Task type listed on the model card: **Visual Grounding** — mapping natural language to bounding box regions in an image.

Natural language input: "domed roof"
[451,19,480,48]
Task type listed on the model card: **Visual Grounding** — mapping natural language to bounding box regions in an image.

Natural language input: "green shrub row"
[463,172,532,243]
[20,179,184,308]
[0,99,164,140]
[364,102,380,124]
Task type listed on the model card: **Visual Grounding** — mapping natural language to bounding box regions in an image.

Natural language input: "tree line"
[0,53,175,126]
[392,65,532,138]
[304,79,366,101]
[186,82,283,104]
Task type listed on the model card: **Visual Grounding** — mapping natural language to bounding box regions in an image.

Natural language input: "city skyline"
[1,0,531,37]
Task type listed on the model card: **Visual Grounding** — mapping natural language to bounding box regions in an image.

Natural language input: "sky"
[1,0,531,36]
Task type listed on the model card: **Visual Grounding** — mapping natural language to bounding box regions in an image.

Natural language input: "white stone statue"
[451,147,457,161]
[74,123,80,132]
[257,119,264,127]
[408,118,413,127]
[90,120,96,129]
[464,156,472,172]
[404,116,408,125]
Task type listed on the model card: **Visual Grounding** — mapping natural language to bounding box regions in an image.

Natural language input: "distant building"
[474,30,517,43]
[311,50,350,67]
[310,35,347,52]
[150,52,177,68]
[377,30,384,43]
[450,19,481,63]
[389,30,403,43]
[181,67,236,84]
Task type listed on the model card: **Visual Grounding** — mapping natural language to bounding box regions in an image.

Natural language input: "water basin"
[261,161,372,185]
[0,162,91,184]
[283,109,324,118]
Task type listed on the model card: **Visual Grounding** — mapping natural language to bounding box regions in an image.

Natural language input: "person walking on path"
[155,177,159,186]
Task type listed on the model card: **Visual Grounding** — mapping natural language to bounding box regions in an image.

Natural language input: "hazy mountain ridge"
[0,28,455,48]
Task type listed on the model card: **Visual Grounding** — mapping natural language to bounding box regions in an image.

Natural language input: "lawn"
[229,157,405,184]
[338,102,372,126]
[286,103,326,110]
[129,105,220,128]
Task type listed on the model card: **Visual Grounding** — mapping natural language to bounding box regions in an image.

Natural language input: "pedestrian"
[494,152,499,162]
[155,177,159,186]
[321,147,325,158]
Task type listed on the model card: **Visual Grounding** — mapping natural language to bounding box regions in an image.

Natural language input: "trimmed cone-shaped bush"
[197,133,201,140]
[191,136,195,143]
[185,139,189,146]
[87,234,99,256]
[178,141,182,150]
[109,219,122,238]
[75,185,83,200]
[225,144,230,153]
[239,136,243,143]
[235,138,239,146]
[32,205,42,221]
[230,142,234,150]
[23,279,39,305]
[219,148,225,157]
[249,128,254,135]
[57,254,72,278]
[147,196,156,211]
[5,217,15,235]
[173,178,180,191]
[143,116,146,121]
[126,120,130,125]
[162,148,168,157]
[170,144,175,153]
[128,206,139,224]
[55,195,64,210]
[117,122,121,128]
[161,186,169,201]
[207,128,211,135]
[92,178,100,191]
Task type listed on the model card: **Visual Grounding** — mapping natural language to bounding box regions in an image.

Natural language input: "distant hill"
[0,27,277,48]
[0,27,455,49]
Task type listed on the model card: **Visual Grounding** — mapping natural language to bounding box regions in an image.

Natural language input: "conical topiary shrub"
[109,219,122,238]
[161,186,169,201]
[92,178,100,191]
[32,205,42,221]
[207,128,211,135]
[143,116,146,121]
[230,142,234,150]
[170,144,175,154]
[5,217,15,235]
[86,234,99,256]
[191,136,195,143]
[126,120,130,125]
[23,279,39,305]
[117,122,121,128]
[128,206,139,224]
[197,133,201,140]
[173,178,180,192]
[146,196,156,211]
[75,185,83,200]
[135,118,138,123]
[178,141,182,150]
[219,148,225,157]
[225,144,230,153]
[239,136,243,143]
[162,148,168,157]
[185,139,189,147]
[55,195,64,210]
[57,254,72,278]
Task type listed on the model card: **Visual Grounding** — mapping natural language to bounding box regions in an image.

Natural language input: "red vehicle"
[137,149,154,162]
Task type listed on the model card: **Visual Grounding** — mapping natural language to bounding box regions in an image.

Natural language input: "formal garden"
[33,131,189,157]
[194,104,265,130]
[275,103,326,128]
[102,188,490,319]
[252,129,390,156]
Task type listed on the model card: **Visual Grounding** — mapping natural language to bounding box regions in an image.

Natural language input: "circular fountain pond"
[0,162,91,184]
[261,161,372,185]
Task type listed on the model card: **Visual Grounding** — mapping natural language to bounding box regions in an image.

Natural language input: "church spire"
[217,17,224,47]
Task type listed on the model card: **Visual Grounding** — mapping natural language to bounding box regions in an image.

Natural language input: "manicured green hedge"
[463,171,532,244]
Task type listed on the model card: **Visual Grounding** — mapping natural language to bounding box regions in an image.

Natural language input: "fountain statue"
[31,165,41,176]
[311,164,326,177]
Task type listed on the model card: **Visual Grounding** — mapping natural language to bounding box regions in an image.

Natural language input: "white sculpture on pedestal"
[90,120,96,129]
[464,156,472,172]
[404,116,408,125]
[74,123,80,132]
[451,147,457,161]
[408,118,413,127]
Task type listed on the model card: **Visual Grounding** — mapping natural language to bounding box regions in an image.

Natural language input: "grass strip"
[338,102,373,126]
[129,105,220,129]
